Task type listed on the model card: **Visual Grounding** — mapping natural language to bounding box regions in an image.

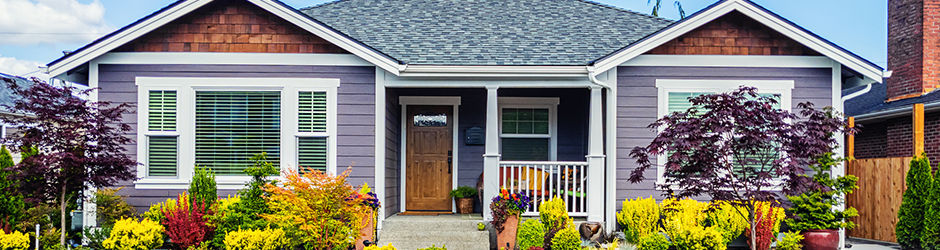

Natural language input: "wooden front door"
[406,105,454,211]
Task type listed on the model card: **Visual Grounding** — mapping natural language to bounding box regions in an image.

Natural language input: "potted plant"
[785,152,859,250]
[490,188,530,250]
[450,186,478,214]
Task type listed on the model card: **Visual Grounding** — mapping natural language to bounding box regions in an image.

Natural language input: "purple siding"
[384,88,401,217]
[99,64,375,212]
[614,66,833,208]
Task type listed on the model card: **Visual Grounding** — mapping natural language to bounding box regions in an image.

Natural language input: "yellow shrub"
[0,230,30,250]
[661,198,708,238]
[223,228,288,250]
[671,226,726,250]
[103,218,165,250]
[539,197,571,231]
[617,196,660,244]
[363,243,397,250]
[142,197,178,224]
[707,201,749,244]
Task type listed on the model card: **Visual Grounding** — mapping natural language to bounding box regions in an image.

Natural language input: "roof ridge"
[573,0,674,22]
[299,0,350,11]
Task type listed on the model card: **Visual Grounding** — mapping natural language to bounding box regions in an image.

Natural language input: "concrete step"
[379,242,489,250]
[378,214,491,250]
[382,218,483,231]
[381,230,489,242]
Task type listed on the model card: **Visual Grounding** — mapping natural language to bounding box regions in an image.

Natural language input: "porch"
[384,86,609,222]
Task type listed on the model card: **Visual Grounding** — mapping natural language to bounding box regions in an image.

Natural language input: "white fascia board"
[246,0,402,74]
[594,0,885,83]
[47,0,402,78]
[46,0,215,77]
[401,65,589,74]
[96,52,373,66]
[621,55,833,68]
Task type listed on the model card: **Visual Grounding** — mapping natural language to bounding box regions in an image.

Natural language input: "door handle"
[447,150,453,174]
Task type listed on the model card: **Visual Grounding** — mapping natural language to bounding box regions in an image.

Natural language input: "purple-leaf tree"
[0,77,137,245]
[628,86,853,250]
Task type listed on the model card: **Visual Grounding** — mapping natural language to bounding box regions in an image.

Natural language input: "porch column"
[587,86,605,222]
[483,86,501,221]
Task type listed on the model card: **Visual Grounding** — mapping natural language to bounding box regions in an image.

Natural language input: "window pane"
[502,108,549,135]
[667,92,711,114]
[501,138,549,161]
[149,90,177,131]
[299,91,327,132]
[195,91,281,175]
[148,136,178,176]
[758,93,782,110]
[298,137,327,172]
[413,113,447,127]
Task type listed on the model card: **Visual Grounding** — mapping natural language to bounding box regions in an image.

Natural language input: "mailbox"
[465,127,484,145]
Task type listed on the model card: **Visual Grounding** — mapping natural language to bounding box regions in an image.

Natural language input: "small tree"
[628,87,853,250]
[924,164,940,250]
[0,77,137,245]
[898,154,932,250]
[189,165,217,207]
[0,145,26,230]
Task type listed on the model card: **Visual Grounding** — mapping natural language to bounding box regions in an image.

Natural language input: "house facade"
[45,0,886,233]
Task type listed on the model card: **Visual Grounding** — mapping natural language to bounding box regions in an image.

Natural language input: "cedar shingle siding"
[116,0,349,54]
[647,12,820,56]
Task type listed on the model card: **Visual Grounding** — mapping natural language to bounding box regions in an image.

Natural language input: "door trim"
[399,96,461,213]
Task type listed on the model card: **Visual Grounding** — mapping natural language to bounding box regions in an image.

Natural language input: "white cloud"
[0,0,114,45]
[0,55,45,78]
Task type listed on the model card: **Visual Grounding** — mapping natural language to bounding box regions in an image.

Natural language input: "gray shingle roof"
[0,73,34,112]
[301,0,673,66]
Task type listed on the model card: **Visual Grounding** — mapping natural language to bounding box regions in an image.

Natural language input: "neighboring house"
[0,73,35,138]
[44,0,886,234]
[846,0,940,163]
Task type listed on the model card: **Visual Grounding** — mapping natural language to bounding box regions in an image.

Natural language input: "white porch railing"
[497,161,589,217]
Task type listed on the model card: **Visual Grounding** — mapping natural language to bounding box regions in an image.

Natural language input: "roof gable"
[592,0,885,83]
[302,0,673,66]
[115,0,349,53]
[646,11,820,56]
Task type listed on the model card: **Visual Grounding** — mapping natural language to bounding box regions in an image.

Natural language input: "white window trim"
[135,77,340,189]
[654,79,794,186]
[497,97,560,161]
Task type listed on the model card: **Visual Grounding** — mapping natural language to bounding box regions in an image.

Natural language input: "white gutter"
[854,101,940,122]
[586,66,610,89]
[841,83,872,102]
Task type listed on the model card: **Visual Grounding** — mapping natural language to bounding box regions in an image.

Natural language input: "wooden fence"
[845,157,911,242]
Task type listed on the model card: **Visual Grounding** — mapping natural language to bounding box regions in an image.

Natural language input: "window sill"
[653,181,785,192]
[135,176,256,190]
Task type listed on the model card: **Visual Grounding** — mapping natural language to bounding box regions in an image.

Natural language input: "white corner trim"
[374,68,387,228]
[96,52,373,66]
[398,96,462,212]
[47,0,400,78]
[134,77,340,189]
[620,55,833,68]
[592,0,884,83]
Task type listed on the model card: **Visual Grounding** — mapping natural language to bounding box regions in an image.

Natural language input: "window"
[655,79,794,184]
[136,78,339,188]
[498,98,558,161]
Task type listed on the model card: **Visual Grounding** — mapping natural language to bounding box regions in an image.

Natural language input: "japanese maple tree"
[0,77,137,245]
[628,86,853,250]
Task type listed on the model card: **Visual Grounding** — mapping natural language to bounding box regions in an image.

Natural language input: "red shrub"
[744,202,782,250]
[163,193,213,250]
[527,247,545,250]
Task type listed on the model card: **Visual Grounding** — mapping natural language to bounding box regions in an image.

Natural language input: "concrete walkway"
[847,237,900,250]
[379,213,490,250]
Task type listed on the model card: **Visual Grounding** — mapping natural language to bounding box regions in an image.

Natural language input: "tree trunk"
[751,222,757,250]
[60,188,67,246]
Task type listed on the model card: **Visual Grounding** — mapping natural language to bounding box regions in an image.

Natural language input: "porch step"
[379,214,490,250]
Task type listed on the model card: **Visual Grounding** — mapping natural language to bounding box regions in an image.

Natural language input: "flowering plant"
[347,183,381,210]
[490,188,531,232]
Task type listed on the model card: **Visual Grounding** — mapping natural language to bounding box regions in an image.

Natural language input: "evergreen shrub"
[898,155,932,250]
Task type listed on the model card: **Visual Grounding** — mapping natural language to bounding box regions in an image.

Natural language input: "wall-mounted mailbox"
[465,127,484,145]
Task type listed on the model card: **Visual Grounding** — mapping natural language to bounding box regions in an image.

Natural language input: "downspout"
[841,83,871,102]
[586,66,615,231]
[586,66,610,89]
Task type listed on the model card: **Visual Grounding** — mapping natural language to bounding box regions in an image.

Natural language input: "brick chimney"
[888,0,940,102]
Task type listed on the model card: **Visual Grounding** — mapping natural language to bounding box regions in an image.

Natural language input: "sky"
[0,0,888,79]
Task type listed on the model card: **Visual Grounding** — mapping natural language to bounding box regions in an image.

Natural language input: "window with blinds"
[501,108,551,161]
[195,91,281,175]
[297,91,328,171]
[667,92,712,114]
[148,90,178,176]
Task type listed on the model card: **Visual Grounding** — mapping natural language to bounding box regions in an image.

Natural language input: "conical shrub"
[898,154,932,250]
[921,163,940,250]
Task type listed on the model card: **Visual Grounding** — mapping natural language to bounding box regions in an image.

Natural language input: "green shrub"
[417,245,446,250]
[82,226,112,250]
[94,187,136,227]
[103,218,164,250]
[550,227,581,250]
[672,226,725,250]
[209,153,279,249]
[189,166,218,207]
[637,233,670,250]
[142,197,177,225]
[449,186,477,198]
[924,165,940,250]
[898,154,933,250]
[777,231,804,250]
[223,228,288,250]
[517,219,545,250]
[0,145,25,229]
[617,196,660,244]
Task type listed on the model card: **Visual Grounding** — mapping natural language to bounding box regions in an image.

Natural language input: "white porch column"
[587,86,605,222]
[483,86,501,221]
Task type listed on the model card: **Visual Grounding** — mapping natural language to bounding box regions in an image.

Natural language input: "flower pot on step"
[496,214,519,250]
[356,210,375,250]
[801,229,839,250]
[456,198,474,214]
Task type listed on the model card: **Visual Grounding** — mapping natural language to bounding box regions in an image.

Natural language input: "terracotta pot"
[355,210,375,250]
[801,229,839,250]
[456,198,474,214]
[496,214,520,250]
